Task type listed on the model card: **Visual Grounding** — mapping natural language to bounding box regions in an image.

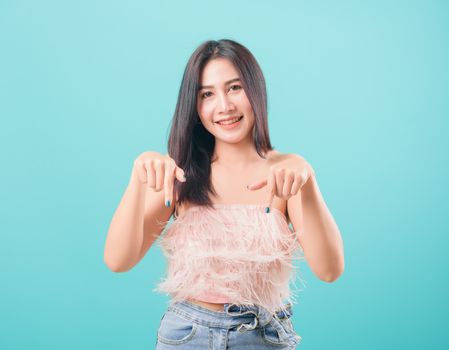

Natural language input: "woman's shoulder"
[266,149,306,164]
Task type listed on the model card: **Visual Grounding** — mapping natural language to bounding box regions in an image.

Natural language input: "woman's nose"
[217,93,235,112]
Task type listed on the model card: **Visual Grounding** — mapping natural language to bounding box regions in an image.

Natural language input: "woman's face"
[197,58,255,144]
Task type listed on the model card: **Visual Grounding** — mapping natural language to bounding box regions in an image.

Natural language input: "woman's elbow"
[320,261,345,283]
[104,254,131,273]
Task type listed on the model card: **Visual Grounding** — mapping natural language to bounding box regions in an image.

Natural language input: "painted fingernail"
[165,200,171,207]
[265,207,270,213]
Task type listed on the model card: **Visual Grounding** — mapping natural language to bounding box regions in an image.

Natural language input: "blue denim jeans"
[155,300,302,349]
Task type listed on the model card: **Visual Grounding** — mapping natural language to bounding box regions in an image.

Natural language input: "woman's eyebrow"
[199,78,240,90]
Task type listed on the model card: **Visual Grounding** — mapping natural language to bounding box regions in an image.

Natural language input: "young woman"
[104,39,344,349]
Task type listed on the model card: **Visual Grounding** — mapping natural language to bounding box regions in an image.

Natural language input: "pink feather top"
[152,204,305,314]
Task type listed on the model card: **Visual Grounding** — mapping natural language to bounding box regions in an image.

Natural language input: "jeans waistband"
[167,300,293,331]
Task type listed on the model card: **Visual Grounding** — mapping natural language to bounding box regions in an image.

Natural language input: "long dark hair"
[168,39,273,209]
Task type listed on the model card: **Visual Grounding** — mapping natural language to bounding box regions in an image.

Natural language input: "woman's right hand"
[131,151,186,207]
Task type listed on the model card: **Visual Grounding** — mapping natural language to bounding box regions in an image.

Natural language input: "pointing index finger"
[247,179,267,191]
[164,163,175,207]
[265,170,276,213]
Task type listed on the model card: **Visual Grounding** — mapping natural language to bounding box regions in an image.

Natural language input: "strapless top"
[152,204,305,314]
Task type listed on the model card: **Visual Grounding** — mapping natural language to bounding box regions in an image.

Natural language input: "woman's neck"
[212,139,262,168]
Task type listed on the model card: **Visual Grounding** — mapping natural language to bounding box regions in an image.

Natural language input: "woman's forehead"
[200,58,240,86]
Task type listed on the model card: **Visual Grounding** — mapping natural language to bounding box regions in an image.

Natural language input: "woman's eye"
[200,86,241,99]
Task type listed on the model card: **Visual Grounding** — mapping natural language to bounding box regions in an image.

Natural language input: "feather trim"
[152,204,305,314]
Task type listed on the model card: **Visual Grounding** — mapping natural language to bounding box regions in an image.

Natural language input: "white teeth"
[218,116,241,125]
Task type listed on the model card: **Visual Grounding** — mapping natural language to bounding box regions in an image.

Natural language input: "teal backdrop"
[1,0,448,349]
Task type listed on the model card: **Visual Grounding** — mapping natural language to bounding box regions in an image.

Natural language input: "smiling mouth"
[216,116,243,125]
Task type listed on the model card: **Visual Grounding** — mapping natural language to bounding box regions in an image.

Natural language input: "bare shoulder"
[267,150,308,164]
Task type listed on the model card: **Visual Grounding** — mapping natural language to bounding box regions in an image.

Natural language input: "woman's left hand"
[247,155,315,212]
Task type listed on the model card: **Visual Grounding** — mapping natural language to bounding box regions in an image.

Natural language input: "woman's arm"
[287,170,344,282]
[103,165,173,273]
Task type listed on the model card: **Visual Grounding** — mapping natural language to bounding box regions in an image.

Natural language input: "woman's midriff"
[187,298,227,312]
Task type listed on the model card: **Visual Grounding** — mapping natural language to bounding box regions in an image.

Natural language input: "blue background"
[1,0,448,349]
